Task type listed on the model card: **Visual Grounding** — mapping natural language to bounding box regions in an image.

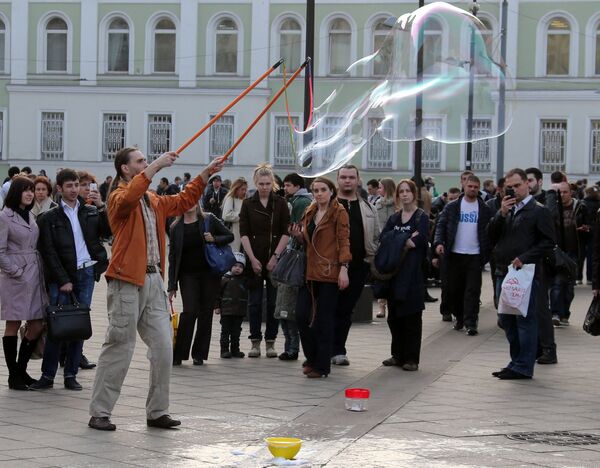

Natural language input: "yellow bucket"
[265,437,302,460]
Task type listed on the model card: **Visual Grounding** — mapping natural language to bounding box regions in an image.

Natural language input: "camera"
[89,183,98,192]
[505,187,515,198]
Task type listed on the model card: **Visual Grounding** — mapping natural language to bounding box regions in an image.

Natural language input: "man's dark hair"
[497,177,506,189]
[525,167,543,181]
[8,166,20,178]
[461,170,474,178]
[56,169,79,187]
[366,179,379,189]
[3,176,35,211]
[160,177,169,185]
[283,173,305,189]
[21,166,32,175]
[550,171,567,184]
[183,172,191,181]
[466,175,481,186]
[448,187,461,195]
[337,164,360,177]
[505,168,527,182]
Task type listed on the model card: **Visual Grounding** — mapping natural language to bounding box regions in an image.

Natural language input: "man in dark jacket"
[434,175,492,335]
[202,175,228,219]
[489,168,555,380]
[31,169,110,391]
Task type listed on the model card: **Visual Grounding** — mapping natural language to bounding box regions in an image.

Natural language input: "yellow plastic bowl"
[265,437,302,460]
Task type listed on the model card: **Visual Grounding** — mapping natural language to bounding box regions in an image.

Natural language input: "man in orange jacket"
[88,147,223,431]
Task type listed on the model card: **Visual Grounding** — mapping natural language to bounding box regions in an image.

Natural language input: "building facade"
[0,0,598,188]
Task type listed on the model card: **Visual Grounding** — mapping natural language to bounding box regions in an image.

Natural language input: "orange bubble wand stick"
[176,59,284,155]
[218,58,310,164]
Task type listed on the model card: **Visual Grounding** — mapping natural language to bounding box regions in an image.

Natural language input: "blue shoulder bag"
[204,216,236,275]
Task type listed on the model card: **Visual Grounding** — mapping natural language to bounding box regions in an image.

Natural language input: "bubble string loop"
[218,58,310,164]
[175,58,284,155]
[281,60,314,156]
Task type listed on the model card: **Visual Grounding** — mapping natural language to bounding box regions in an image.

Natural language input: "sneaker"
[382,357,400,366]
[193,359,203,366]
[278,352,298,361]
[466,328,478,336]
[552,315,561,326]
[220,351,232,359]
[147,415,181,428]
[88,416,116,431]
[230,350,245,358]
[331,355,350,366]
[441,314,453,322]
[559,318,570,326]
[537,350,558,365]
[453,321,464,331]
[305,370,328,378]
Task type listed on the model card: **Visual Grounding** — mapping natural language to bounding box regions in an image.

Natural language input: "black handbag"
[583,297,600,336]
[547,246,577,280]
[271,242,306,287]
[46,293,92,342]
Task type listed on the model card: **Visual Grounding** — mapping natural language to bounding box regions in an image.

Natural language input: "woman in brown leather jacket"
[291,177,351,378]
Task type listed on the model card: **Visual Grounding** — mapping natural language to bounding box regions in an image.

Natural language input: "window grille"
[41,112,64,160]
[274,116,299,167]
[147,114,172,162]
[102,113,126,161]
[539,120,566,172]
[422,118,442,170]
[591,120,600,174]
[467,119,492,172]
[209,114,234,164]
[319,116,345,168]
[367,118,392,169]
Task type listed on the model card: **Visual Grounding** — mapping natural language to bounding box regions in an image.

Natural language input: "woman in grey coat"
[0,177,47,390]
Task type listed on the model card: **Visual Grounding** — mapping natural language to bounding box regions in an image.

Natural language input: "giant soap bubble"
[294,2,512,177]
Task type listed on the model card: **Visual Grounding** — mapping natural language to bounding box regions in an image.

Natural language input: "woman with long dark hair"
[380,179,429,371]
[375,178,397,318]
[0,177,47,389]
[168,204,233,365]
[291,177,351,378]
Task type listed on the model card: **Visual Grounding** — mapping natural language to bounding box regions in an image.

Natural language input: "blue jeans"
[549,252,577,320]
[496,276,538,377]
[41,266,95,380]
[248,280,278,341]
[280,319,299,355]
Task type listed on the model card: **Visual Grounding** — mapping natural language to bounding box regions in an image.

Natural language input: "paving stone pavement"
[1,274,600,467]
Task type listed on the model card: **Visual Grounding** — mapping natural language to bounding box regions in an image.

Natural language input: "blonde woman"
[239,164,290,358]
[221,177,248,251]
[374,178,397,318]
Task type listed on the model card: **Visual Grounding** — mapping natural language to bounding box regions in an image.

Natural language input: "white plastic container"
[344,388,370,412]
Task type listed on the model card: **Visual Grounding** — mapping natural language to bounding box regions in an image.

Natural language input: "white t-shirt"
[452,198,480,254]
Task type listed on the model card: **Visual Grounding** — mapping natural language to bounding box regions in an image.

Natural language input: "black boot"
[220,341,231,359]
[230,339,245,358]
[2,336,28,390]
[17,337,38,386]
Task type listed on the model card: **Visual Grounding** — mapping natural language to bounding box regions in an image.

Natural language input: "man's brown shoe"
[88,416,116,431]
[147,415,181,428]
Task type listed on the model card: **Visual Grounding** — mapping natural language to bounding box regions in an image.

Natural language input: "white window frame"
[536,11,579,77]
[460,13,499,67]
[319,13,357,77]
[584,13,600,77]
[537,118,569,173]
[408,115,447,172]
[206,113,236,165]
[37,11,73,74]
[270,13,305,76]
[460,116,495,173]
[144,11,179,75]
[0,108,7,161]
[145,113,174,162]
[0,13,11,75]
[98,12,134,75]
[270,113,303,168]
[363,116,396,170]
[363,12,394,78]
[206,12,244,77]
[588,118,600,174]
[39,110,66,161]
[100,112,128,162]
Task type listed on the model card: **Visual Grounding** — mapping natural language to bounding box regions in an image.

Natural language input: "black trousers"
[439,257,452,316]
[220,315,244,350]
[297,282,339,376]
[174,271,220,361]
[332,262,369,356]
[537,267,556,355]
[446,253,482,329]
[387,308,423,365]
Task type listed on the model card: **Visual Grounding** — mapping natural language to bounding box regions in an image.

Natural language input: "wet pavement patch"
[506,431,600,446]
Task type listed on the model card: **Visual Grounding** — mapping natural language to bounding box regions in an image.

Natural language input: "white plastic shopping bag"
[498,264,535,317]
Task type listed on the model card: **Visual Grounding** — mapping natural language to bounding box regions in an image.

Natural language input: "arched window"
[0,20,5,73]
[107,17,129,72]
[477,17,494,59]
[423,18,443,75]
[46,17,68,72]
[595,22,600,75]
[279,18,302,71]
[546,17,570,75]
[153,18,176,73]
[328,18,351,75]
[372,19,391,77]
[215,18,238,74]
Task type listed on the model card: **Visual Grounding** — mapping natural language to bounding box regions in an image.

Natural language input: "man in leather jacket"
[489,168,555,380]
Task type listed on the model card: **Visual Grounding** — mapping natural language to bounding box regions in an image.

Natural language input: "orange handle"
[176,59,284,154]
[219,59,309,163]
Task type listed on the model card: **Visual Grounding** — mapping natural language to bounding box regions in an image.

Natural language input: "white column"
[505,0,519,90]
[10,0,28,84]
[250,0,270,85]
[179,0,198,88]
[80,0,98,85]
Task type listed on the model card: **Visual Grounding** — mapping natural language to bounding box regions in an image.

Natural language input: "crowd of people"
[1,154,599,431]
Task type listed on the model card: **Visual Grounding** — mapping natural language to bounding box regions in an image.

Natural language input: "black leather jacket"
[167,213,233,292]
[488,197,556,277]
[593,214,600,290]
[37,197,110,286]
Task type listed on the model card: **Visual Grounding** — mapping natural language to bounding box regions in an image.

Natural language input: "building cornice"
[5,85,272,97]
[509,90,600,101]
